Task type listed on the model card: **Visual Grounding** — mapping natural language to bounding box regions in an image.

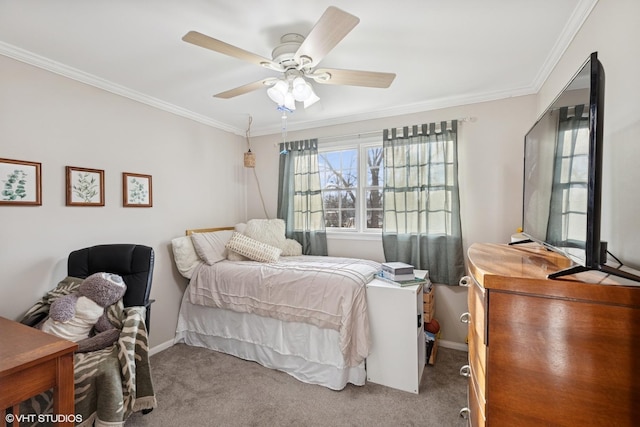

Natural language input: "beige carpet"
[126,343,469,427]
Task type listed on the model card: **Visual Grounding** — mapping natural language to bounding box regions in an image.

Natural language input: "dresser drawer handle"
[460,312,471,324]
[459,275,472,287]
[459,408,470,419]
[459,364,471,378]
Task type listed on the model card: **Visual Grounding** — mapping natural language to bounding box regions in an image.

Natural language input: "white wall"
[0,55,247,348]
[246,95,538,346]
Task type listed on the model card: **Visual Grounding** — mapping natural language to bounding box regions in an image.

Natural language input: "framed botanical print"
[0,158,42,205]
[66,166,105,206]
[123,172,152,207]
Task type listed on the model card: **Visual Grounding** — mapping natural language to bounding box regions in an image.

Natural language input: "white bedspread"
[188,255,381,366]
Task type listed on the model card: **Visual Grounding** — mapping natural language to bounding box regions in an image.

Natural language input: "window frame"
[318,135,383,236]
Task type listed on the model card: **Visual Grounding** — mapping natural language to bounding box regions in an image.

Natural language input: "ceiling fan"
[182,6,396,111]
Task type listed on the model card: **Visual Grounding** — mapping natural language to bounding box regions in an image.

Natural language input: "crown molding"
[529,0,599,91]
[0,41,242,135]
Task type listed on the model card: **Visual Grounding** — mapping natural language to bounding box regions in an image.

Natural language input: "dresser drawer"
[469,370,486,427]
[467,323,486,403]
[470,362,486,418]
[467,277,487,387]
[467,278,486,345]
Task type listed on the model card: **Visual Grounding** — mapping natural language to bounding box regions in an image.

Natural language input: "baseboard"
[149,338,174,356]
[438,339,468,352]
[149,337,467,356]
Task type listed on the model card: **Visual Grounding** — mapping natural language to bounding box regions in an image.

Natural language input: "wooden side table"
[0,316,77,426]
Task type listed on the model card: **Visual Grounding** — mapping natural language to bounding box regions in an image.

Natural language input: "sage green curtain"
[382,121,464,285]
[277,139,328,255]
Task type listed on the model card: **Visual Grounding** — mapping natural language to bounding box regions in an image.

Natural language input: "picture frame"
[0,158,42,206]
[66,166,105,206]
[123,172,152,207]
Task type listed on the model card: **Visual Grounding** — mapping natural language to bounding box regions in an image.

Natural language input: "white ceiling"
[0,0,597,136]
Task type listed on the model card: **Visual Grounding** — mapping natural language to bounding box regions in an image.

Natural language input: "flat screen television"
[519,51,639,282]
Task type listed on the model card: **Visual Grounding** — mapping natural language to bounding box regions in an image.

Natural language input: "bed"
[172,221,382,390]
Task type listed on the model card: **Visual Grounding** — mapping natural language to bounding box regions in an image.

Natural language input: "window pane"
[367,210,383,229]
[366,147,384,186]
[320,148,359,229]
[342,210,356,228]
[323,190,340,209]
[341,190,356,209]
[365,146,384,231]
[325,211,340,228]
[366,189,382,209]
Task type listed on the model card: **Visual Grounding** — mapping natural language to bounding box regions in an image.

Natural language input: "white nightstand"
[365,271,427,394]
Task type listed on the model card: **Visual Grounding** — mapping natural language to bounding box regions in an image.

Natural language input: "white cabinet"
[365,279,425,394]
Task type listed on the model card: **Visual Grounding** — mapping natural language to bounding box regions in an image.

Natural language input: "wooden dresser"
[461,243,640,427]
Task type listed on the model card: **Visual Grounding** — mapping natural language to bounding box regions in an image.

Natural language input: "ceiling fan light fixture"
[292,77,312,101]
[303,90,320,108]
[267,79,288,105]
[284,91,296,111]
[266,76,319,110]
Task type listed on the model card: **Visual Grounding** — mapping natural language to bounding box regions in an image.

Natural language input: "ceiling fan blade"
[214,78,276,99]
[311,68,396,88]
[183,31,282,71]
[295,6,359,67]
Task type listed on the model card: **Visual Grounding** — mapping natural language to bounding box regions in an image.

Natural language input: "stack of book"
[381,262,414,281]
[378,262,427,287]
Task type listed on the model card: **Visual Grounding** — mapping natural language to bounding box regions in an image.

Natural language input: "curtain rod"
[273,116,475,147]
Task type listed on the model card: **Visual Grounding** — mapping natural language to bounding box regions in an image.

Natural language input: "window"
[318,137,383,232]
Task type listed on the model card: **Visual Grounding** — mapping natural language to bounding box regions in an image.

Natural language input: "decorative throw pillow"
[227,223,249,261]
[190,230,234,265]
[225,232,282,263]
[171,236,202,279]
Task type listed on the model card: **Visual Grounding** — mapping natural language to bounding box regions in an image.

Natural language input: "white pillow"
[244,219,286,248]
[190,230,234,265]
[171,236,202,279]
[225,232,282,263]
[281,238,303,256]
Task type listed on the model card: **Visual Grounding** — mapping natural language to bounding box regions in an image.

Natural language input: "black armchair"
[17,244,157,421]
[67,244,155,331]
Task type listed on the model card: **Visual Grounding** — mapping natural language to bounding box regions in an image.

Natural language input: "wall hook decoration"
[244,115,256,168]
[244,149,255,168]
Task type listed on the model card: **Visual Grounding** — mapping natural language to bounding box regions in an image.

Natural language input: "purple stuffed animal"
[40,272,127,352]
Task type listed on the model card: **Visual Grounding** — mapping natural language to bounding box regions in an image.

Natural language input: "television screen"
[522,53,640,283]
[522,52,603,275]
